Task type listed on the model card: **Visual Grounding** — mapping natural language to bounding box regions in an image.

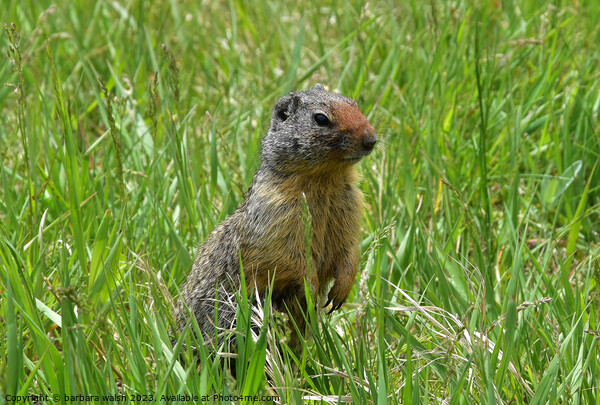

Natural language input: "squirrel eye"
[313,113,331,126]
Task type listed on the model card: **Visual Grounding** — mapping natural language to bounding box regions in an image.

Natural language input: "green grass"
[1,0,600,403]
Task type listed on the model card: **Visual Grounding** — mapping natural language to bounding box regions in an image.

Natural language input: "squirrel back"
[176,84,377,348]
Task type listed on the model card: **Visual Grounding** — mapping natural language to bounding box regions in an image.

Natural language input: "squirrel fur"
[175,84,377,348]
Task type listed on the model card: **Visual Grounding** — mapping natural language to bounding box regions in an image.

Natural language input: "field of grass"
[1,0,600,403]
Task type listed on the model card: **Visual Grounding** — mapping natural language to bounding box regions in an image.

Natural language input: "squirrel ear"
[313,83,326,92]
[274,92,300,122]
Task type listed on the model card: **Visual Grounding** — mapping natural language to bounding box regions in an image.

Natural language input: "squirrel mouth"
[344,155,365,164]
[344,148,374,163]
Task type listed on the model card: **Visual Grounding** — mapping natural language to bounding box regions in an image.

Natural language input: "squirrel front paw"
[323,270,356,314]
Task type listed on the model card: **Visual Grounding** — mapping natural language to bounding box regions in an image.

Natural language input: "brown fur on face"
[332,101,375,138]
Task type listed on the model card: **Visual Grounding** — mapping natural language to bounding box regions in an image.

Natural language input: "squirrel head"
[262,84,377,175]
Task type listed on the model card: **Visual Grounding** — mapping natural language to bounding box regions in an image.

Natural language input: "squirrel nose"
[361,131,377,152]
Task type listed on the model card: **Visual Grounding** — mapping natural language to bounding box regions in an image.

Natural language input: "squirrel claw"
[323,298,332,309]
[325,300,344,314]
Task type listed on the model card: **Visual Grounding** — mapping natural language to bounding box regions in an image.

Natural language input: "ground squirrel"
[176,84,376,348]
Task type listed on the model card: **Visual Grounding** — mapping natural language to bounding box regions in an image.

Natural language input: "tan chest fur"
[241,169,362,295]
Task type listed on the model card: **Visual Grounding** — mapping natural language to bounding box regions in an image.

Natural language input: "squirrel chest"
[240,171,363,294]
